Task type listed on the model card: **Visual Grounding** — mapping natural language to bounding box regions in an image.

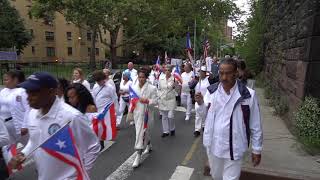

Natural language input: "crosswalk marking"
[169,166,194,180]
[105,151,150,180]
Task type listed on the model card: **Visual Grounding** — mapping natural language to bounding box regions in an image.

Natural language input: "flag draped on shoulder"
[155,56,161,71]
[40,124,87,180]
[91,102,117,141]
[129,86,140,113]
[173,63,183,84]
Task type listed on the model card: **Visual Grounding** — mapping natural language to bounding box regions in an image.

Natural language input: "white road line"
[169,166,194,180]
[105,152,150,180]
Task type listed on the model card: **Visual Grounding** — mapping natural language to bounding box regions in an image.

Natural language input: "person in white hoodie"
[0,119,10,179]
[199,58,263,180]
[9,72,100,180]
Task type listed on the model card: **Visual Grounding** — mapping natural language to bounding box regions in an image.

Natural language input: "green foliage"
[295,97,320,148]
[235,0,266,74]
[0,0,32,53]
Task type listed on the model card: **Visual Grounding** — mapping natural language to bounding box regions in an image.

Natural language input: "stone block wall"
[263,0,320,118]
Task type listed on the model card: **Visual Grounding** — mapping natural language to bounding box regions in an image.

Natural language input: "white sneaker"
[143,144,152,154]
[185,115,190,121]
[130,121,135,126]
[132,153,141,168]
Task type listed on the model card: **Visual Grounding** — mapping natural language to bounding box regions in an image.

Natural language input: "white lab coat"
[203,82,263,161]
[22,98,100,180]
[131,82,157,150]
[158,75,176,111]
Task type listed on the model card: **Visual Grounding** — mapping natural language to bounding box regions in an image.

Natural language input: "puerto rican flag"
[129,86,140,113]
[91,102,117,141]
[164,51,170,64]
[186,32,193,61]
[40,124,88,180]
[173,63,183,84]
[3,144,22,175]
[142,109,149,144]
[203,37,210,62]
[155,56,161,71]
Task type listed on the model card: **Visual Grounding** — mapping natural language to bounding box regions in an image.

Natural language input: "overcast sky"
[228,0,251,36]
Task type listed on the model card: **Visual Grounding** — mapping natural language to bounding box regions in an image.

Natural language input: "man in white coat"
[180,63,194,121]
[10,72,100,180]
[200,58,263,180]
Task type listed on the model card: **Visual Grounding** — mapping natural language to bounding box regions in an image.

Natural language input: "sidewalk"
[242,88,320,180]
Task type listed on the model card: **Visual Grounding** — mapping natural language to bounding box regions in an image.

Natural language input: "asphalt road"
[10,108,208,180]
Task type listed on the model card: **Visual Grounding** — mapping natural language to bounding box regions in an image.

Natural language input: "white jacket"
[131,82,157,150]
[22,98,100,180]
[203,81,263,160]
[0,119,10,147]
[158,75,176,111]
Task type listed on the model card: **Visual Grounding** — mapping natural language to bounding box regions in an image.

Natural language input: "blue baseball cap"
[18,72,58,91]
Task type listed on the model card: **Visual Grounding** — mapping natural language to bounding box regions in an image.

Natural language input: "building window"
[31,46,35,55]
[87,32,92,41]
[67,47,72,56]
[30,29,34,37]
[66,32,72,40]
[45,31,54,41]
[88,48,91,56]
[95,48,99,56]
[46,47,55,57]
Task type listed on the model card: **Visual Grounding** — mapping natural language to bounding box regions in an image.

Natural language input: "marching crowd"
[0,56,262,180]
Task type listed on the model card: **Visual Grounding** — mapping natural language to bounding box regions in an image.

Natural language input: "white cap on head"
[200,66,207,72]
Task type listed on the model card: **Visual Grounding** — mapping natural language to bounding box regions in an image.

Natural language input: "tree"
[0,0,32,54]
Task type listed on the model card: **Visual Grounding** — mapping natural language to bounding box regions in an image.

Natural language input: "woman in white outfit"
[158,65,177,137]
[130,67,157,168]
[72,68,91,91]
[117,71,132,127]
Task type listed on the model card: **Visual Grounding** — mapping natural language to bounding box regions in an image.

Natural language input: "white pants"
[195,102,207,132]
[160,110,175,133]
[207,152,242,180]
[117,96,130,126]
[180,93,192,117]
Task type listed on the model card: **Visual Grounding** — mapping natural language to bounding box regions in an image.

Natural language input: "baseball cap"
[18,72,58,91]
[200,66,207,72]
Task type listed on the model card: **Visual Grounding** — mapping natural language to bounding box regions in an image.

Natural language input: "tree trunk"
[90,28,97,71]
[110,28,119,69]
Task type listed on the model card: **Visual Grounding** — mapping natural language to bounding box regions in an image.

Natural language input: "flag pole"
[193,18,196,64]
[25,121,72,159]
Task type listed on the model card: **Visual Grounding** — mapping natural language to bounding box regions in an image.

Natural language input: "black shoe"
[161,133,169,138]
[194,131,200,137]
[202,127,205,132]
[170,130,175,136]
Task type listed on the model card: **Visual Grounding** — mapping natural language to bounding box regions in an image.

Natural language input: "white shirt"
[203,82,263,160]
[195,77,210,96]
[11,88,30,133]
[22,98,100,180]
[92,82,118,113]
[181,71,193,94]
[0,88,16,120]
[92,79,116,92]
[73,79,91,92]
[0,120,10,147]
[119,80,132,97]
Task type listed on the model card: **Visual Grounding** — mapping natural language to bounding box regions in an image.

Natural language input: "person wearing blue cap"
[116,71,132,127]
[10,72,100,180]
